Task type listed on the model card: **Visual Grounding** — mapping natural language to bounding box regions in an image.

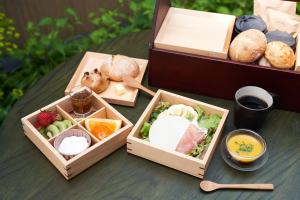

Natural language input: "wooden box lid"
[154,7,236,59]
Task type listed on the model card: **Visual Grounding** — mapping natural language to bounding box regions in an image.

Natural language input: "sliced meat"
[176,124,206,154]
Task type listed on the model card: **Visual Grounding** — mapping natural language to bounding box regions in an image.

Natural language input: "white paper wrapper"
[266,8,300,37]
[254,0,296,30]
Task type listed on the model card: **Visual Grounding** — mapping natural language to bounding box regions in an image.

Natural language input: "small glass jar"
[70,86,93,118]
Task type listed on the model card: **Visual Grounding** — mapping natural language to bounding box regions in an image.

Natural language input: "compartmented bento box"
[127,90,229,178]
[148,0,300,112]
[21,93,133,180]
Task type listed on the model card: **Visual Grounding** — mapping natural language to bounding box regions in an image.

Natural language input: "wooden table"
[1,30,300,200]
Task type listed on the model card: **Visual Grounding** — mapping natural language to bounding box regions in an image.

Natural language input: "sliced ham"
[176,124,206,154]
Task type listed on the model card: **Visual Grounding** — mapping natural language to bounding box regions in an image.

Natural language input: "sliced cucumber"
[47,124,60,136]
[53,121,67,132]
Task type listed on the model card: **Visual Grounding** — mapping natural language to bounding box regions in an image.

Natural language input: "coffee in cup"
[234,86,274,131]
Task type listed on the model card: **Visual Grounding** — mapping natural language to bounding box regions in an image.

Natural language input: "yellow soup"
[227,134,264,163]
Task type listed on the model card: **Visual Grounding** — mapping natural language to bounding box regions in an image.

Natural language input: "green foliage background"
[0,0,299,124]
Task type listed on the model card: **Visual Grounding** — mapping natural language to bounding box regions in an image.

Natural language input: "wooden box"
[154,7,236,59]
[148,0,300,112]
[21,93,133,180]
[65,52,148,107]
[127,90,229,178]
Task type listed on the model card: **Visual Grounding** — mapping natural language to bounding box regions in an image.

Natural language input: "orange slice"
[85,118,122,140]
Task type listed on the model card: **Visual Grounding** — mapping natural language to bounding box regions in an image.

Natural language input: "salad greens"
[190,111,221,158]
[186,112,194,121]
[140,102,222,158]
[195,105,205,121]
[140,101,171,139]
[140,122,151,139]
[149,101,171,124]
[199,114,221,132]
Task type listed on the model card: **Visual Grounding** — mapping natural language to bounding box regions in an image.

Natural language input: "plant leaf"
[38,17,53,27]
[65,7,81,24]
[56,18,68,28]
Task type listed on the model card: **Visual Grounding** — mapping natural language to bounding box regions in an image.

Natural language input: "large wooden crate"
[21,93,133,180]
[148,0,300,112]
[127,90,229,178]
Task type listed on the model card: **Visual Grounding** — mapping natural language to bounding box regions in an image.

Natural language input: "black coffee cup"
[234,86,274,131]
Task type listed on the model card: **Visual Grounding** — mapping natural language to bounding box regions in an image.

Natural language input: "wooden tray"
[154,7,236,59]
[21,93,133,180]
[127,90,229,178]
[65,52,148,107]
[148,0,300,113]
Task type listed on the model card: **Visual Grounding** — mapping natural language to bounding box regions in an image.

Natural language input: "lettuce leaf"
[140,101,171,139]
[198,114,221,133]
[190,113,221,157]
[195,105,205,122]
[140,122,151,139]
[149,101,171,124]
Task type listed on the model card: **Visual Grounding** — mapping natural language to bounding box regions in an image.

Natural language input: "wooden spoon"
[200,180,274,192]
[122,76,156,96]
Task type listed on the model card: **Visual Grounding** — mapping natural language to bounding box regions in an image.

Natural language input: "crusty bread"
[265,41,295,69]
[258,56,272,67]
[101,55,140,82]
[81,68,110,93]
[229,29,267,63]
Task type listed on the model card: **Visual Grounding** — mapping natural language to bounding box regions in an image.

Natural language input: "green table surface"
[1,30,300,200]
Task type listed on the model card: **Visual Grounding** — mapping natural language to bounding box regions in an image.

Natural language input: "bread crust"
[229,29,267,63]
[265,41,295,69]
[101,55,140,82]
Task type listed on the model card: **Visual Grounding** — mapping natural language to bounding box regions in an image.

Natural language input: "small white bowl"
[54,129,91,160]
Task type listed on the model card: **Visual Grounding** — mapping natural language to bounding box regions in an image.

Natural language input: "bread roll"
[229,29,267,63]
[81,68,110,93]
[265,31,296,50]
[258,56,272,67]
[265,41,295,69]
[101,55,140,82]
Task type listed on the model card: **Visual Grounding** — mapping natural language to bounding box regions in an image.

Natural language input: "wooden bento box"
[148,0,300,112]
[21,93,133,180]
[127,90,229,178]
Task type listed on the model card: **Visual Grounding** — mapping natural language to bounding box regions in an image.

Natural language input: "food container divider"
[21,93,133,180]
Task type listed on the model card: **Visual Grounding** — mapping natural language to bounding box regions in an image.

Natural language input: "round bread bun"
[258,56,272,67]
[81,68,109,94]
[101,55,140,82]
[229,29,267,63]
[265,41,295,69]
